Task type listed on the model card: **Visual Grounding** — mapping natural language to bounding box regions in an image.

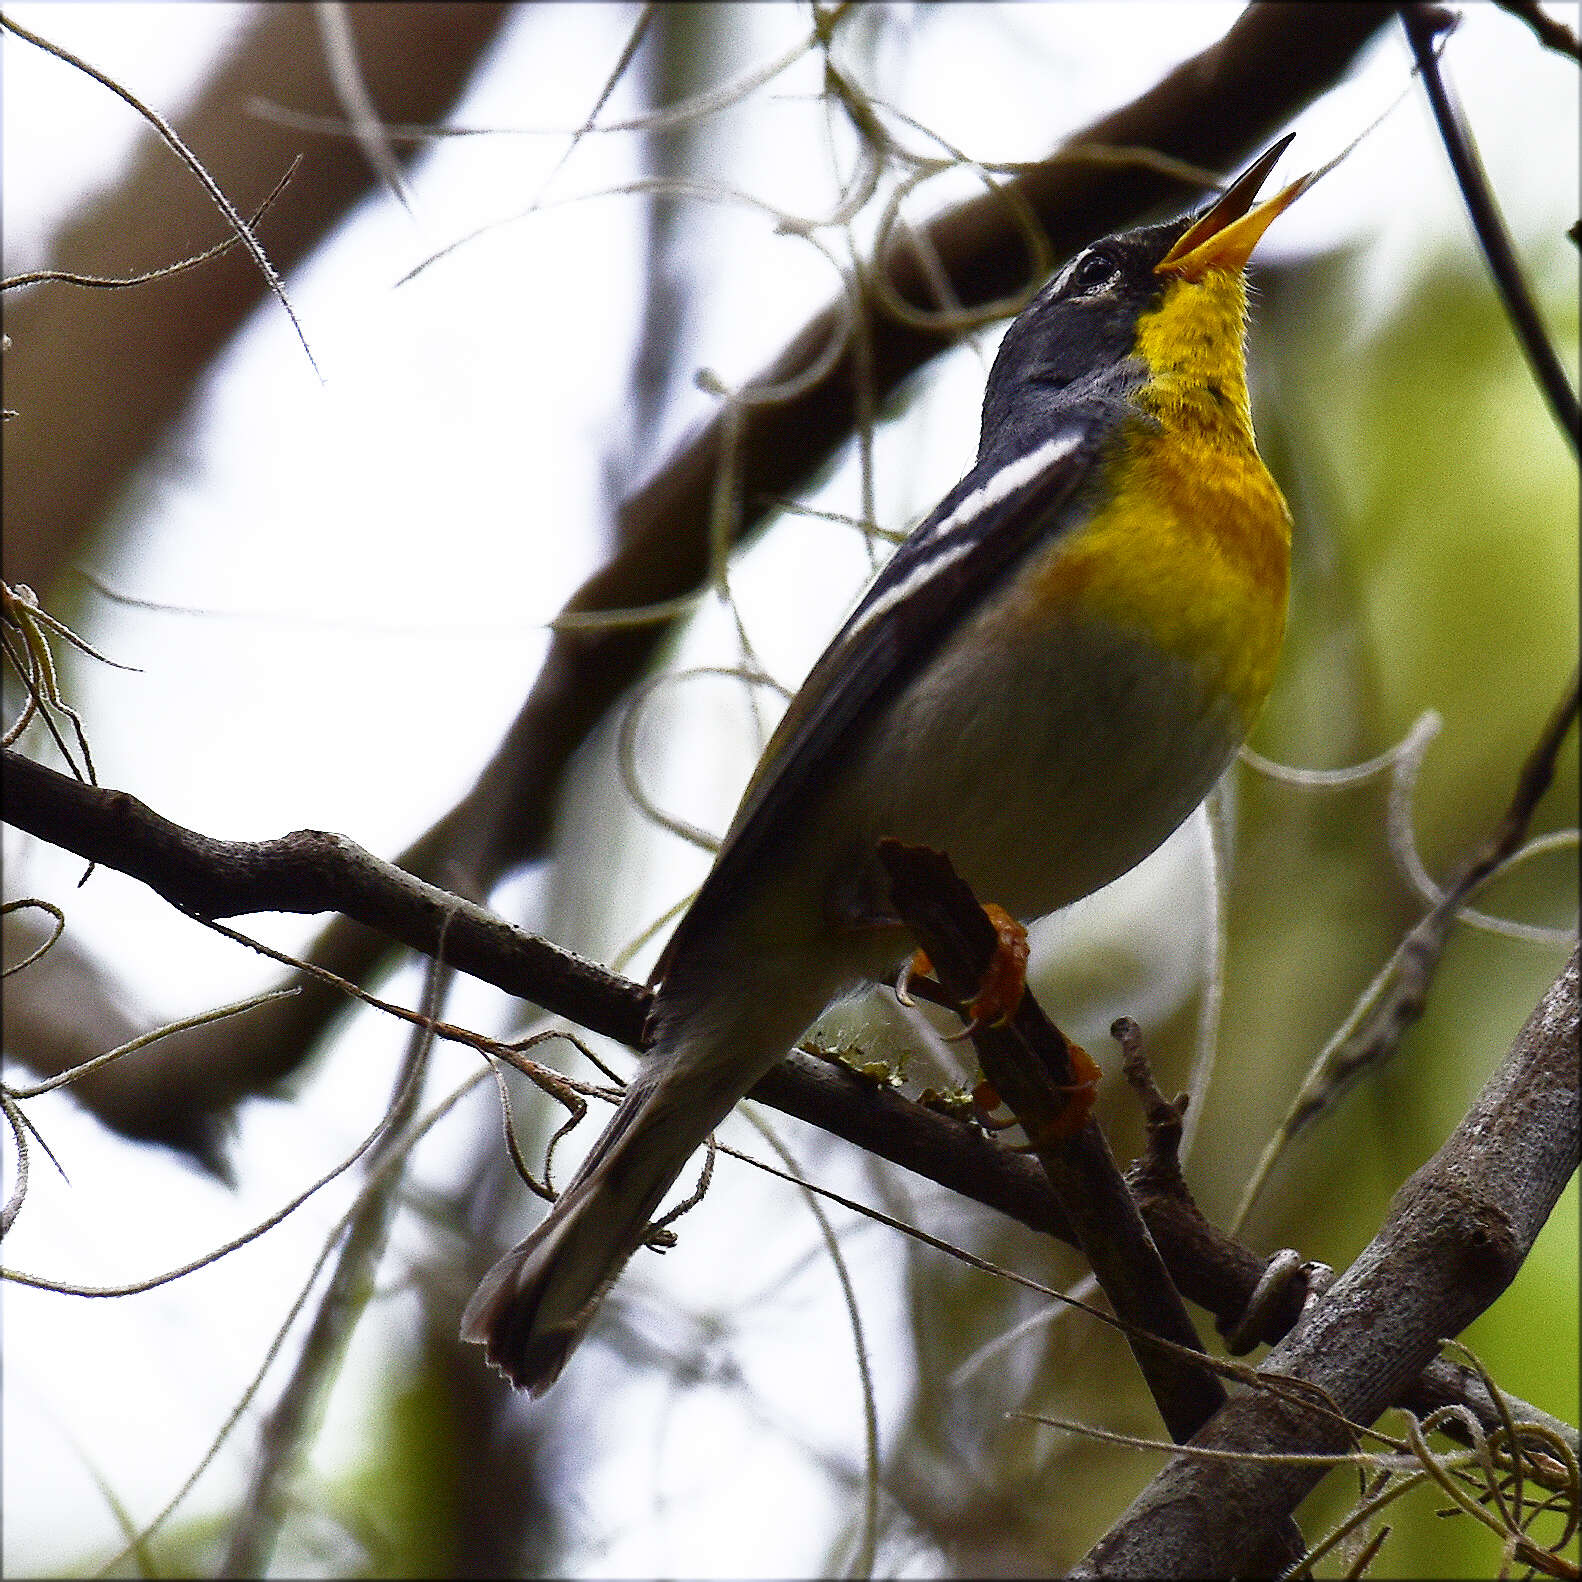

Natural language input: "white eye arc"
[1057,246,1122,297]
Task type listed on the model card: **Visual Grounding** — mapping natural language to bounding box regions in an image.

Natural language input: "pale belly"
[809,596,1244,947]
[659,572,1255,1023]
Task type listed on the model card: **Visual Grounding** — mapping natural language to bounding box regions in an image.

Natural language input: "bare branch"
[186,1,1399,1121]
[0,157,301,292]
[0,11,319,379]
[1,747,646,1047]
[1075,947,1579,1579]
[877,840,1232,1451]
[4,744,1569,1475]
[216,953,443,1579]
[1491,0,1582,62]
[1234,671,1579,1226]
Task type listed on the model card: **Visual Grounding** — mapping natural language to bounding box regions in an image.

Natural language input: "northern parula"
[464,138,1311,1393]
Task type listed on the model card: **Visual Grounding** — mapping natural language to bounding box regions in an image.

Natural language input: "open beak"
[1155,134,1314,280]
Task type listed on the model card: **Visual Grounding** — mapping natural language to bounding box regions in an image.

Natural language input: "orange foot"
[974,1038,1101,1144]
[906,903,1030,1032]
[1045,1038,1102,1139]
[905,904,1100,1138]
[968,904,1029,1026]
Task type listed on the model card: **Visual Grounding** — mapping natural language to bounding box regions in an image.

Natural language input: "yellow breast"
[1028,267,1291,728]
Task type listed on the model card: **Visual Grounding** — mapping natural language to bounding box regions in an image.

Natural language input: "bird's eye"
[1067,249,1120,295]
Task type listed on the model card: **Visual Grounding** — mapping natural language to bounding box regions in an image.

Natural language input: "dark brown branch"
[163,2,1399,1122]
[1491,0,1582,64]
[876,841,1230,1449]
[4,744,1570,1470]
[2,747,648,1049]
[1076,947,1580,1579]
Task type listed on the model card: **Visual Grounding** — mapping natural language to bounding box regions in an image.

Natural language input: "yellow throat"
[1033,265,1292,727]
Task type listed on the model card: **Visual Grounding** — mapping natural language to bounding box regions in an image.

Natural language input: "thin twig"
[0,11,321,381]
[742,1112,879,1580]
[216,947,443,1576]
[1491,0,1582,61]
[0,158,301,293]
[1402,4,1580,452]
[1232,671,1579,1231]
[312,3,412,215]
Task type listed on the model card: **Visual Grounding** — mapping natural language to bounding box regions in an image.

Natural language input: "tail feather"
[460,1068,700,1395]
[458,1217,595,1396]
[461,944,850,1392]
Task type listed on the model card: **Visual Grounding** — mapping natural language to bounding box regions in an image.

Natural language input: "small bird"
[463,138,1311,1393]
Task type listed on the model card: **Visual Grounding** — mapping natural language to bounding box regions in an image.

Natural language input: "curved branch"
[187,1,1398,1120]
[2,747,645,1045]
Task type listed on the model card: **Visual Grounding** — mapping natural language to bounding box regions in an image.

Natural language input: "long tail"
[461,958,841,1394]
[459,1060,703,1394]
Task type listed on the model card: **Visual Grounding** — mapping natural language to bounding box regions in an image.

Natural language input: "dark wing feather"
[654,417,1107,984]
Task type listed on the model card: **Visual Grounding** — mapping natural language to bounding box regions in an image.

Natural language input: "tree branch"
[7,745,1570,1477]
[1276,671,1578,1141]
[3,747,645,1047]
[124,2,1397,1130]
[876,840,1231,1450]
[1075,947,1579,1578]
[1491,0,1582,59]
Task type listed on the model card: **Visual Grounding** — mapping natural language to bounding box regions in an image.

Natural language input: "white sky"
[3,4,1577,1576]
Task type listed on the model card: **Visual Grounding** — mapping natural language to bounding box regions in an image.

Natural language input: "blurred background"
[3,3,1576,1576]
